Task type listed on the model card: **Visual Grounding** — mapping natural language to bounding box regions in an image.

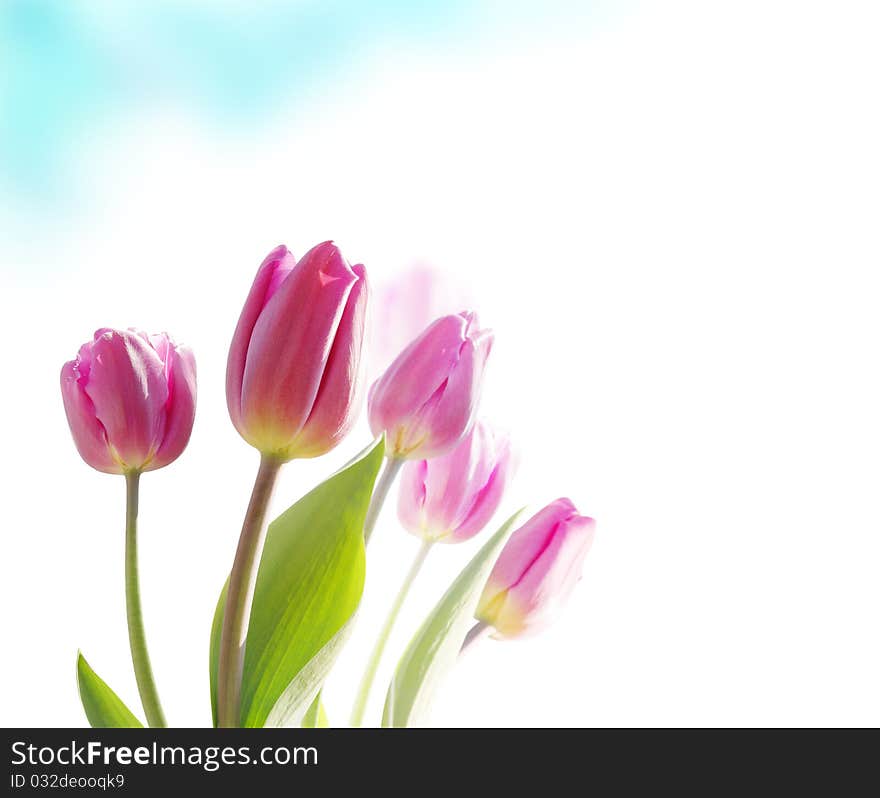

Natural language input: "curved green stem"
[216,454,282,728]
[350,539,433,727]
[363,457,403,546]
[124,471,167,728]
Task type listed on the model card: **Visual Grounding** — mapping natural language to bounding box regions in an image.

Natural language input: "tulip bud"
[226,241,369,461]
[476,498,595,638]
[61,328,197,474]
[368,312,492,460]
[397,420,515,543]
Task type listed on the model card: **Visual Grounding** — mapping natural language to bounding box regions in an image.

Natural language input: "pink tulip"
[397,420,515,543]
[368,312,492,460]
[226,241,368,461]
[61,328,197,474]
[476,498,595,638]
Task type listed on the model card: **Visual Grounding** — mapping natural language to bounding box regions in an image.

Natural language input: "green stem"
[363,457,403,546]
[216,454,283,728]
[350,539,433,727]
[124,471,167,728]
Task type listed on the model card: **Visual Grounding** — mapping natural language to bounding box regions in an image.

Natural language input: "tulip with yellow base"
[473,498,596,640]
[216,240,369,728]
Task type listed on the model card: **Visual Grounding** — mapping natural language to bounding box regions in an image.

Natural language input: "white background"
[2,1,879,727]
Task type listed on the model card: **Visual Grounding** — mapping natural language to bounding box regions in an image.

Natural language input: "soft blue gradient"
[0,1,605,201]
[0,1,479,194]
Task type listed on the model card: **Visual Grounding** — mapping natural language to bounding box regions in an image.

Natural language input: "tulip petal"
[397,459,430,534]
[499,514,595,635]
[439,422,501,531]
[226,245,296,431]
[368,313,470,440]
[239,242,359,454]
[60,360,120,474]
[287,264,369,459]
[150,339,197,471]
[409,329,492,458]
[484,499,578,596]
[397,421,514,543]
[418,421,495,535]
[477,498,595,637]
[448,435,515,542]
[83,329,168,470]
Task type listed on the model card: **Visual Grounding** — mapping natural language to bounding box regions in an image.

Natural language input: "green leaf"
[208,578,228,727]
[76,652,143,728]
[242,439,383,727]
[260,620,352,727]
[382,509,523,728]
[301,691,330,728]
[217,437,383,727]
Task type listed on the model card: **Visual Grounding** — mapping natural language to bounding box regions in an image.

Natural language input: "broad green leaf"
[208,578,228,727]
[76,652,143,728]
[301,692,330,728]
[237,436,383,727]
[261,620,353,727]
[382,509,523,728]
[242,440,382,726]
[209,583,339,728]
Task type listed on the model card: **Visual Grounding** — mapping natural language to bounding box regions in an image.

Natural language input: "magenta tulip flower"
[219,240,368,727]
[476,498,596,639]
[61,328,197,474]
[226,241,368,462]
[61,326,196,728]
[397,420,515,543]
[368,312,493,460]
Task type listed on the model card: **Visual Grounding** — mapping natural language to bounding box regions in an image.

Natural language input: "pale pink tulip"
[368,312,492,460]
[397,420,515,543]
[371,263,473,377]
[226,241,368,461]
[476,498,595,638]
[61,328,196,474]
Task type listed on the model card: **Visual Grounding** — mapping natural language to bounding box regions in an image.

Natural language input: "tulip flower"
[226,241,368,462]
[474,498,596,639]
[60,327,197,728]
[61,328,196,474]
[360,312,493,550]
[351,420,513,725]
[354,314,494,724]
[397,420,515,543]
[368,311,492,461]
[218,241,368,728]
